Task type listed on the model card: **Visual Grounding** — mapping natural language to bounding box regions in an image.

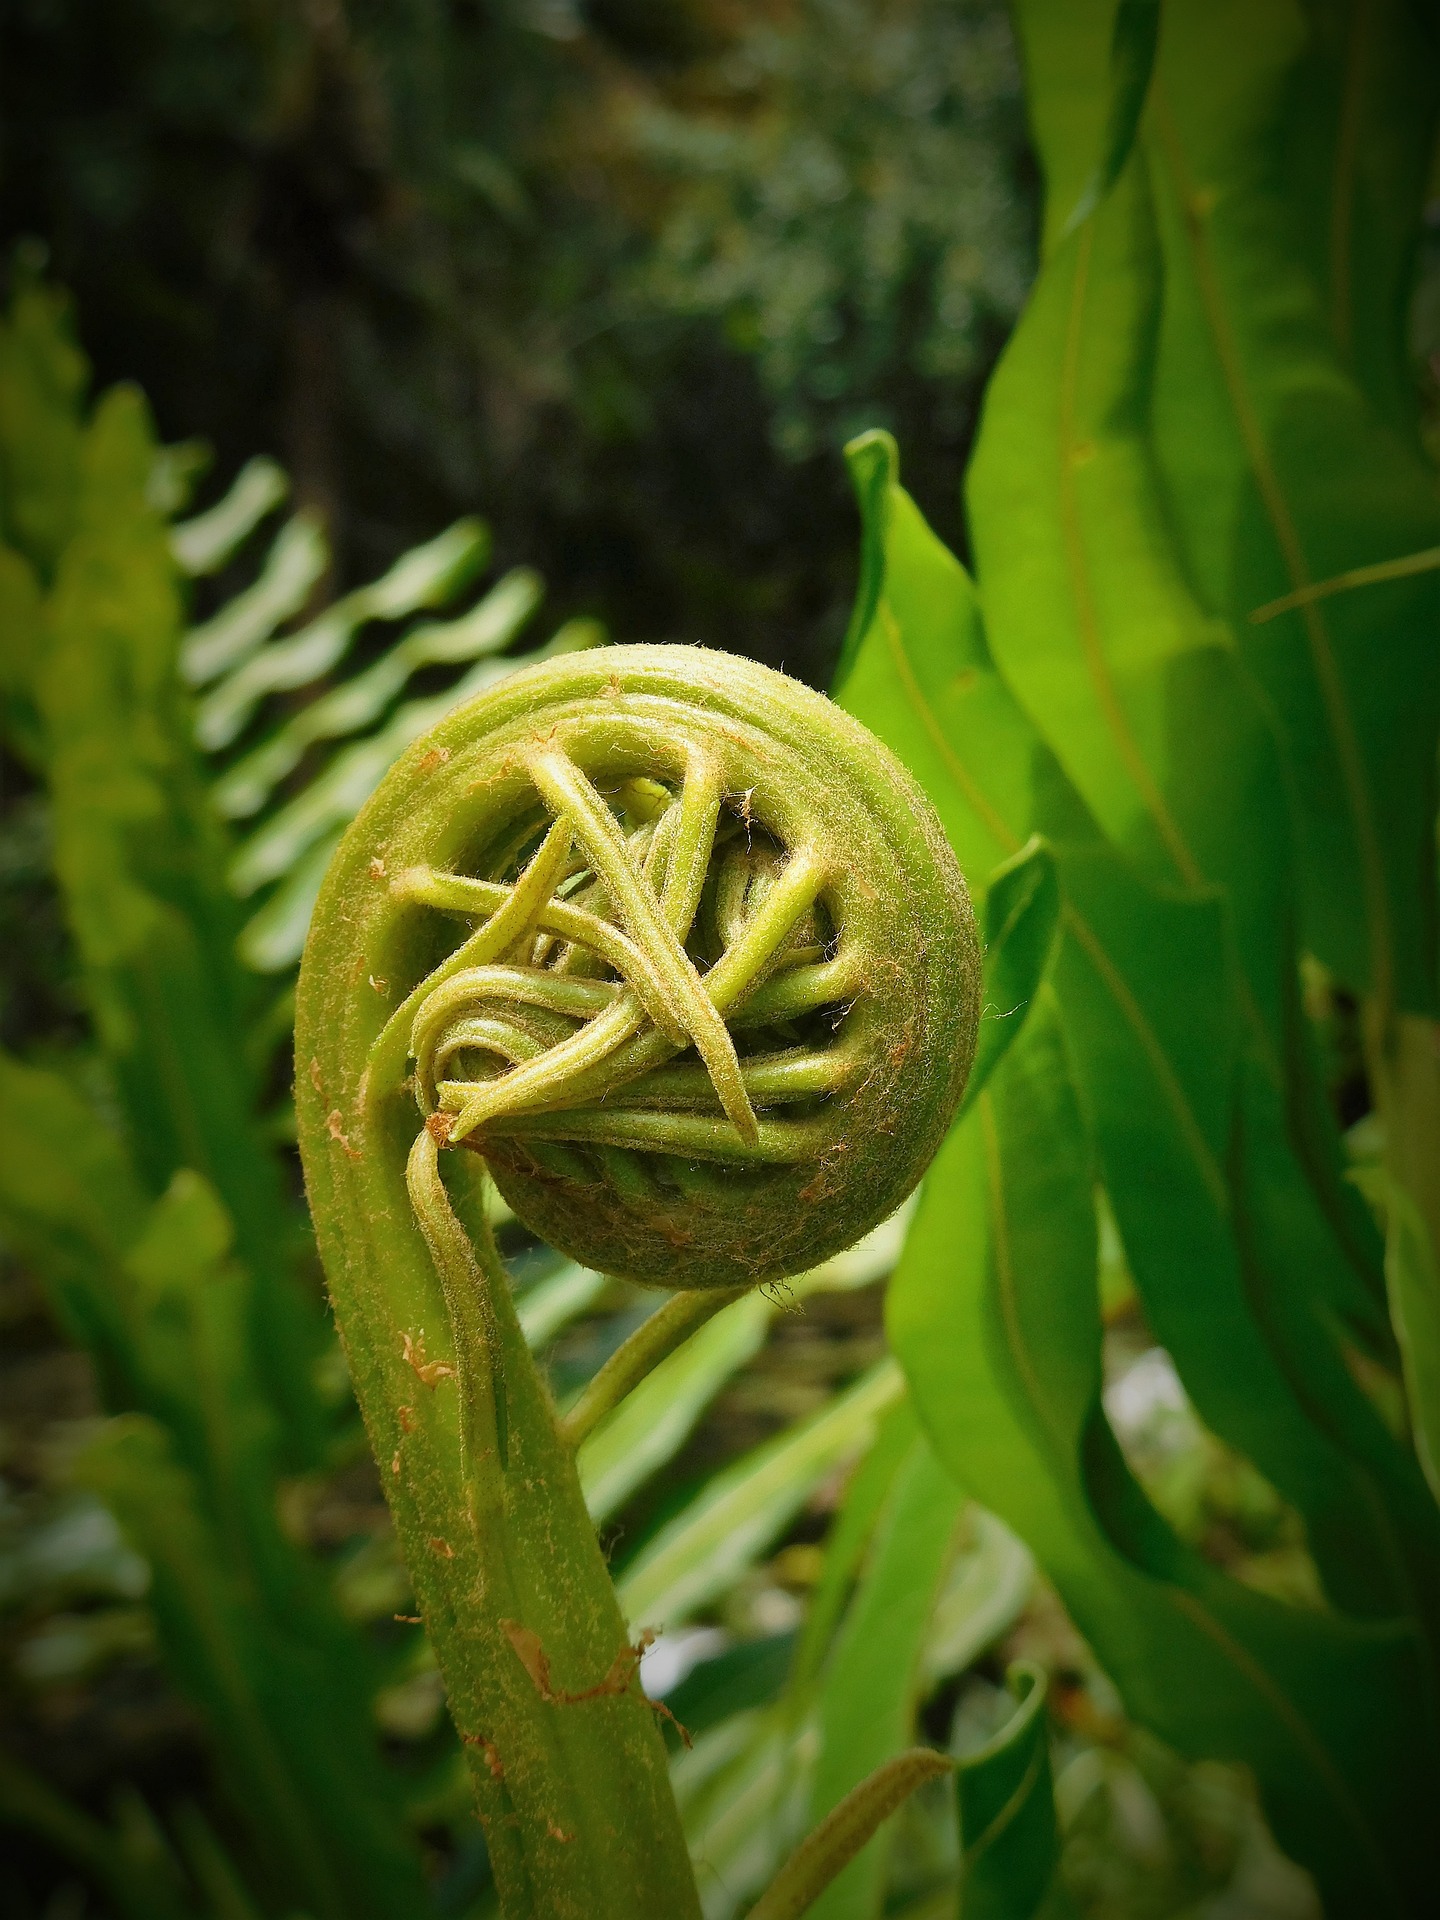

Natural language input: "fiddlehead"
[295,645,979,1918]
[370,645,979,1289]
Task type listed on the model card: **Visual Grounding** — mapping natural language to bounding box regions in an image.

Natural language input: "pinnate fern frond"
[172,459,604,972]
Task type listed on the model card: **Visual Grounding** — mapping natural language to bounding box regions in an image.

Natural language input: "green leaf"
[579,1214,905,1526]
[834,430,1038,892]
[180,510,329,687]
[839,428,1422,1640]
[750,1750,955,1920]
[1280,2,1440,435]
[79,1416,427,1920]
[33,384,325,1458]
[803,1435,964,1920]
[0,1046,147,1278]
[170,455,289,579]
[0,270,87,575]
[966,134,1297,1051]
[964,838,1060,1117]
[616,1360,905,1632]
[0,1048,151,1404]
[1008,0,1119,261]
[195,516,489,750]
[890,997,1436,1920]
[987,0,1387,1332]
[1143,0,1440,1015]
[1054,845,1440,1633]
[211,565,542,821]
[954,1662,1059,1920]
[580,1292,772,1524]
[1060,0,1161,236]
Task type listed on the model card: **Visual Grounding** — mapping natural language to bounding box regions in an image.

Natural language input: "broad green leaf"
[994,0,1387,1333]
[180,511,329,687]
[967,132,1298,1058]
[617,1360,905,1632]
[1010,0,1118,261]
[804,1436,964,1920]
[1056,845,1440,1633]
[752,1751,955,1920]
[890,998,1435,1920]
[195,516,489,750]
[837,436,1413,1620]
[954,1662,1059,1920]
[1060,0,1161,236]
[1143,0,1440,1014]
[835,431,1038,890]
[171,455,289,578]
[1279,0,1440,436]
[964,838,1060,1117]
[919,1510,1033,1694]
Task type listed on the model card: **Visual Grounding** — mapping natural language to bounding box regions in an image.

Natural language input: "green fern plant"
[0,276,1067,1920]
[168,459,604,980]
[835,3,1440,1916]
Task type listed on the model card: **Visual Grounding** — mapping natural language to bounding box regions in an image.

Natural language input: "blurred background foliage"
[0,0,1033,685]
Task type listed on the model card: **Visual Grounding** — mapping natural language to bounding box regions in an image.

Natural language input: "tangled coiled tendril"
[365,647,979,1290]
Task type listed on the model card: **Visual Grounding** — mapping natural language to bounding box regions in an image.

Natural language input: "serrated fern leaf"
[181,511,330,687]
[196,515,490,750]
[180,457,604,975]
[170,455,290,578]
[212,566,544,821]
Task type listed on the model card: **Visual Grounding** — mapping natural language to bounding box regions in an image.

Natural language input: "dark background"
[0,0,1035,687]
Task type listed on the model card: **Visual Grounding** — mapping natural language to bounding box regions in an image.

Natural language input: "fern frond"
[178,459,604,974]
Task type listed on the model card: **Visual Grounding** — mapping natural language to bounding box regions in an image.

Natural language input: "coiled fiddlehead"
[384,645,976,1288]
[295,646,978,1918]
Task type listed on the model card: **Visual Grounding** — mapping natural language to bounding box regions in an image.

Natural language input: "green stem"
[560,1285,748,1448]
[381,1130,702,1918]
